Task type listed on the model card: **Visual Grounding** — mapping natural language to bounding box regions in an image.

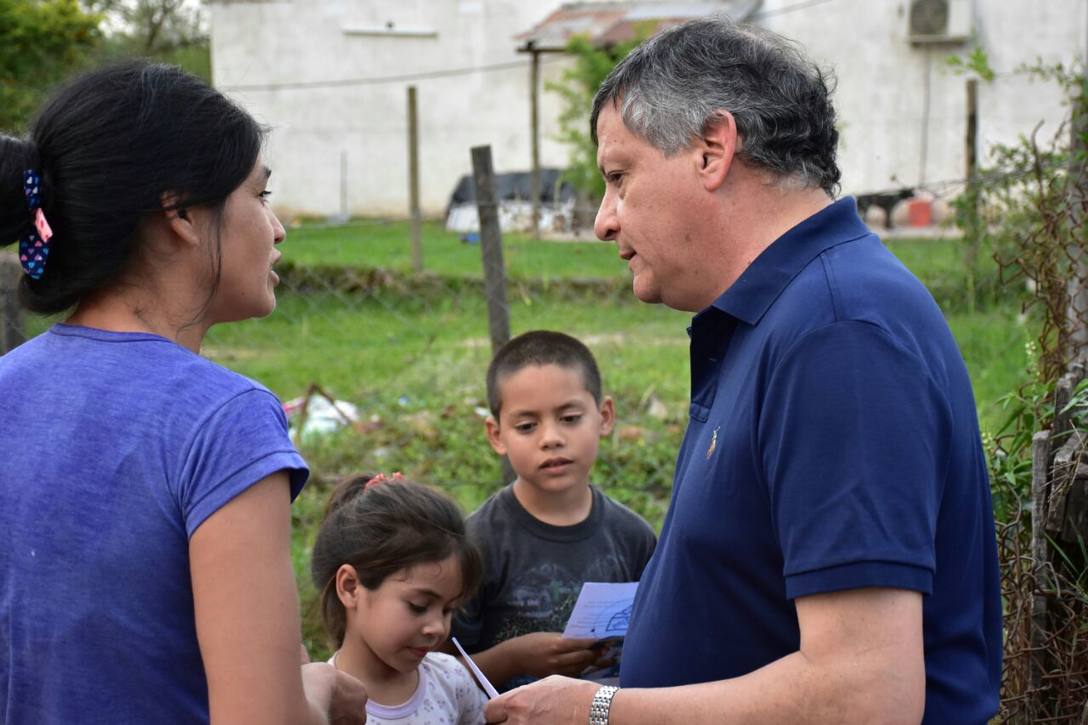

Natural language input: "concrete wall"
[209,0,573,218]
[762,0,1087,197]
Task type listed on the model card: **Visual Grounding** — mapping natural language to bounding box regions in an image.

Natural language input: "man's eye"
[515,423,536,433]
[562,415,583,424]
[407,602,427,614]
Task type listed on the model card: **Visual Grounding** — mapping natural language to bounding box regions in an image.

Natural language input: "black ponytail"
[0,59,264,315]
[0,136,41,266]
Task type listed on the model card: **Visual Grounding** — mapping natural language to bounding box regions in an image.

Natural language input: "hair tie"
[18,169,53,280]
[364,472,405,490]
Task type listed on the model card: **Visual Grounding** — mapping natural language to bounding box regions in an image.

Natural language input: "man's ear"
[160,192,201,248]
[695,110,739,192]
[598,396,615,437]
[485,416,507,456]
[335,564,362,609]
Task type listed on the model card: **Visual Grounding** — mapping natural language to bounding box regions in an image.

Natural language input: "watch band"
[589,685,619,725]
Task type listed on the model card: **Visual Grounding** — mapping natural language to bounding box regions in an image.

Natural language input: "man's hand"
[485,675,600,724]
[301,662,368,724]
[504,632,599,678]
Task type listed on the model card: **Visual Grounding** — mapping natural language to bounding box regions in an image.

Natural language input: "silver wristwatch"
[589,685,619,725]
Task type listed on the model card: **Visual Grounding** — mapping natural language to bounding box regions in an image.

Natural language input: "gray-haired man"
[484,17,1001,725]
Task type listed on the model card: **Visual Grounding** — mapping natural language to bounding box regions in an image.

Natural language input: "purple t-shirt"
[0,324,308,724]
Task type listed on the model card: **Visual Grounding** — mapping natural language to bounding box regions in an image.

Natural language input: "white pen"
[451,636,501,700]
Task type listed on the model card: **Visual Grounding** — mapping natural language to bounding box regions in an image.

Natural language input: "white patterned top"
[329,651,487,725]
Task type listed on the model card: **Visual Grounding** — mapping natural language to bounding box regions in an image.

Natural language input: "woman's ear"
[335,564,362,609]
[160,192,201,248]
[695,110,740,192]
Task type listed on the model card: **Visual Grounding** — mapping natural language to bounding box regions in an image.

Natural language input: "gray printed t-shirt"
[451,484,656,691]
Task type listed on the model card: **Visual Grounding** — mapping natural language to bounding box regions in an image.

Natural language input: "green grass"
[281,219,624,280]
[205,289,688,408]
[238,221,1024,431]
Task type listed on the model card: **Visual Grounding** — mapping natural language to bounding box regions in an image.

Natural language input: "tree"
[82,0,209,79]
[0,0,102,133]
[546,34,643,201]
[84,0,202,53]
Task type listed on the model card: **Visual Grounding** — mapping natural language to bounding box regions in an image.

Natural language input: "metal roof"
[517,0,762,51]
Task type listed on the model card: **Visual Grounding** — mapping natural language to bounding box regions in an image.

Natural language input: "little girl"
[311,473,488,724]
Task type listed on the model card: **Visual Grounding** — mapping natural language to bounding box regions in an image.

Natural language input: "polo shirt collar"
[706,196,871,326]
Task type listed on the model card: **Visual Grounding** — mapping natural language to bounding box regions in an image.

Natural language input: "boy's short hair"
[486,330,603,417]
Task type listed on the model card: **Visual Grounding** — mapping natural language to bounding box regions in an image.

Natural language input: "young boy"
[451,330,657,692]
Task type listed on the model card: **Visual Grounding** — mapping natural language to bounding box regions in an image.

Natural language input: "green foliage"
[952,60,1088,719]
[945,44,995,82]
[0,0,210,134]
[546,35,643,199]
[85,0,210,81]
[985,341,1050,520]
[0,0,103,133]
[83,0,204,55]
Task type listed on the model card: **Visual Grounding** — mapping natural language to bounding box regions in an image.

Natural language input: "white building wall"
[762,0,1087,197]
[210,0,573,218]
[211,0,1088,217]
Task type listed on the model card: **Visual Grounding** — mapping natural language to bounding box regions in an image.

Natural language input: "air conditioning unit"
[907,0,971,44]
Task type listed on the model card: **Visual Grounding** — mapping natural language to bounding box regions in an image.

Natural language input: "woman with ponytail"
[0,61,366,725]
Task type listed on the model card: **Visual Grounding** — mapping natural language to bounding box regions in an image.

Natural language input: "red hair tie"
[364,472,405,490]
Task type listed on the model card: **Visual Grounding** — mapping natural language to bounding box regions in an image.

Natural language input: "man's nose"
[594,192,618,241]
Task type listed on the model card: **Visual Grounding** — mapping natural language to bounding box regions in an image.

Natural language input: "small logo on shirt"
[706,426,720,459]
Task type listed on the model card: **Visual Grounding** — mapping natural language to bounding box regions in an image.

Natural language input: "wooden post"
[964,78,980,314]
[529,45,541,240]
[1029,430,1052,709]
[340,150,348,222]
[0,253,25,355]
[965,79,978,183]
[407,85,423,273]
[1067,73,1088,364]
[470,145,511,355]
[471,145,514,485]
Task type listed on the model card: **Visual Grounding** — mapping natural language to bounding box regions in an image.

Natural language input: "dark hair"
[590,18,841,195]
[310,474,483,648]
[486,330,603,417]
[0,60,264,314]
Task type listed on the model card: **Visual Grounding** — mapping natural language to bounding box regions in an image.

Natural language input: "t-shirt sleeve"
[633,517,657,576]
[758,320,950,600]
[615,506,657,579]
[176,388,309,537]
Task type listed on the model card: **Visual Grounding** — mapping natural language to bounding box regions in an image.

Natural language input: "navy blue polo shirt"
[620,198,1001,723]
